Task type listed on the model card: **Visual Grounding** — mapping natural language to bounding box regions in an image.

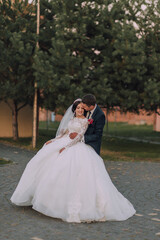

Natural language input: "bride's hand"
[59,147,65,153]
[45,140,52,145]
[69,132,78,139]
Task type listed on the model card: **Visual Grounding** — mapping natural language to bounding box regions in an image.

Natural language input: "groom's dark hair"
[82,94,96,107]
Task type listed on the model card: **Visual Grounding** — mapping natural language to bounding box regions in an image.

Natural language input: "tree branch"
[17,102,28,111]
[5,100,13,111]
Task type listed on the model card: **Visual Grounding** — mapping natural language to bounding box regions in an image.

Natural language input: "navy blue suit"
[84,105,105,155]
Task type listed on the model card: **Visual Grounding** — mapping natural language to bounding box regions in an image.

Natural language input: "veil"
[56,98,82,137]
[56,105,74,137]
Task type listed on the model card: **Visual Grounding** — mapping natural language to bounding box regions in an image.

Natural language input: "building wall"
[40,107,154,125]
[102,109,155,125]
[0,101,33,137]
[39,108,62,122]
[154,114,160,132]
[39,107,160,132]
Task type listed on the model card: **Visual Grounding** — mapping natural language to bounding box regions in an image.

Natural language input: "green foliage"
[1,0,160,115]
[0,0,36,105]
[122,0,160,114]
[34,0,160,114]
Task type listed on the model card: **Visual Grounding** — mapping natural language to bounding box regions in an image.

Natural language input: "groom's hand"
[69,132,78,139]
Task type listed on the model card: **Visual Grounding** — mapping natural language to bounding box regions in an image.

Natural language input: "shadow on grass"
[104,122,160,142]
[0,129,56,151]
[0,158,13,165]
[101,137,160,162]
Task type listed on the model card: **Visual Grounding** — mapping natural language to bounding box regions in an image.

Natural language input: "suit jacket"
[84,105,105,155]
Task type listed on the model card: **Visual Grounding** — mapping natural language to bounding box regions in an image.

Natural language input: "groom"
[82,94,105,155]
[70,94,105,155]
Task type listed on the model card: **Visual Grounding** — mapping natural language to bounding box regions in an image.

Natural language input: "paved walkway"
[0,142,160,240]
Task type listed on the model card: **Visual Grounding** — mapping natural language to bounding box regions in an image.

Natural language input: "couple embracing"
[11,94,136,223]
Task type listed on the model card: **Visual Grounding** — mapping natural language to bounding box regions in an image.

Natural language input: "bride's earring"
[74,111,76,117]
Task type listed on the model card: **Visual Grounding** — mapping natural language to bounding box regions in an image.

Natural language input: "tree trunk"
[36,96,39,137]
[32,0,40,148]
[12,101,18,141]
[106,108,109,133]
[32,83,38,148]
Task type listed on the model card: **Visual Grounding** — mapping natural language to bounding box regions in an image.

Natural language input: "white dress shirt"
[87,104,97,119]
[81,104,97,142]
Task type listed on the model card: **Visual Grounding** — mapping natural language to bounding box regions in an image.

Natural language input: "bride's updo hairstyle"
[72,98,82,113]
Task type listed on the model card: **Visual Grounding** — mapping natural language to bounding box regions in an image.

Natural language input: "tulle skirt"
[11,135,136,223]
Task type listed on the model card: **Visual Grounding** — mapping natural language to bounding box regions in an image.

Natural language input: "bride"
[10,99,136,223]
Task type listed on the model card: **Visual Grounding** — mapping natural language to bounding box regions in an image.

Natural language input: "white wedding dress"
[11,117,136,223]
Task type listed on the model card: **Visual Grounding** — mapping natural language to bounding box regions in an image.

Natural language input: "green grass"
[0,130,55,151]
[102,122,160,161]
[104,122,160,142]
[0,158,12,165]
[0,121,160,162]
[101,137,160,162]
[39,121,60,130]
[40,121,160,142]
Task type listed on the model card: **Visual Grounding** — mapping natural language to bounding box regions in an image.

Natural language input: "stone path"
[0,142,160,240]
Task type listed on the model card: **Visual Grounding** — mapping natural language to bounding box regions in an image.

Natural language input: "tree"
[1,0,160,144]
[33,0,148,114]
[121,0,160,114]
[0,0,36,140]
[140,1,160,114]
[33,0,125,111]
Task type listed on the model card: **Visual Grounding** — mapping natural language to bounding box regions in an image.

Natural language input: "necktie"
[87,111,91,119]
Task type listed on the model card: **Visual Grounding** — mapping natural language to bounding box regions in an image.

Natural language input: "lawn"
[101,137,160,162]
[0,121,160,163]
[103,122,160,161]
[0,158,12,165]
[104,122,160,142]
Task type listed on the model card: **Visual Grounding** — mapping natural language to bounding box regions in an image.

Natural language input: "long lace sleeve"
[64,119,88,149]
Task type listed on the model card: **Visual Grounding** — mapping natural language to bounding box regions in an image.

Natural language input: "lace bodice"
[56,117,88,149]
[67,118,88,134]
